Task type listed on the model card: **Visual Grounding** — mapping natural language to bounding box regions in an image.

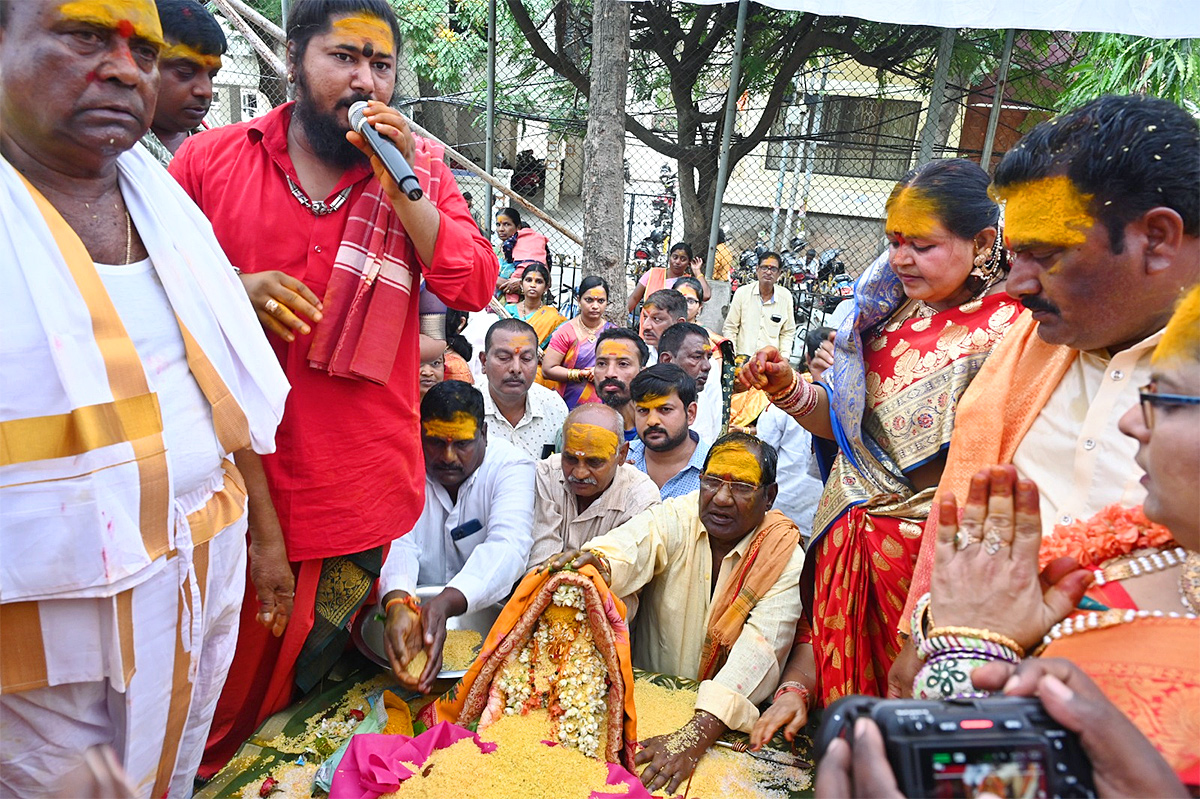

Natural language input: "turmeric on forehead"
[1153,284,1200,366]
[705,442,762,484]
[636,393,672,410]
[423,412,477,442]
[995,175,1095,249]
[331,14,395,51]
[58,0,164,44]
[563,423,619,460]
[160,42,222,72]
[885,186,941,240]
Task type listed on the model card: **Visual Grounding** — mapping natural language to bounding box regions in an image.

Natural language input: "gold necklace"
[1182,550,1200,614]
[124,208,132,265]
[577,316,605,340]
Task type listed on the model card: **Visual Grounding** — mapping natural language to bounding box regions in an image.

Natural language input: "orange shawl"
[698,509,801,680]
[428,567,638,769]
[900,311,1077,632]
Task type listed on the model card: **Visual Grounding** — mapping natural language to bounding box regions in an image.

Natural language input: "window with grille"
[812,95,921,181]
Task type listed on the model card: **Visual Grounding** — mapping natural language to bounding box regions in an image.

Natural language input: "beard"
[292,70,371,170]
[642,425,689,453]
[598,379,630,409]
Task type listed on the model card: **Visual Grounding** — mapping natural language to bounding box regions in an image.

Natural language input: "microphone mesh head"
[348,101,369,132]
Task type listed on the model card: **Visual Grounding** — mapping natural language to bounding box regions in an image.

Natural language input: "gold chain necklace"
[124,208,132,265]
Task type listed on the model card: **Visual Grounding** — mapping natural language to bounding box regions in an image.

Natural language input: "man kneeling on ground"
[380,381,535,693]
[549,432,805,794]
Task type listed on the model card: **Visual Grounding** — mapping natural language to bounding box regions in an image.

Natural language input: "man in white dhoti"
[0,2,290,797]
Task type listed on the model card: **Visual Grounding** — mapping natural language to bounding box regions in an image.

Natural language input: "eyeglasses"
[684,297,701,306]
[699,474,761,500]
[758,264,781,273]
[1139,382,1200,428]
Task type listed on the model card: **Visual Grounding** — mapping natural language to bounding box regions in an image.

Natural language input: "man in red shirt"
[170,0,497,774]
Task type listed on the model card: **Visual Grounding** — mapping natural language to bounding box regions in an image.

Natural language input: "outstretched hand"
[542,549,609,583]
[931,466,1092,651]
[238,270,323,342]
[750,690,808,750]
[636,712,724,795]
[736,346,794,394]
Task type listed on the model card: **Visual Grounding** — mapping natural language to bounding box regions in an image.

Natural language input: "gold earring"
[287,73,295,84]
[973,250,988,268]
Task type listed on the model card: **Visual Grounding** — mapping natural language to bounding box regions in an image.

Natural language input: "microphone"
[348,101,423,201]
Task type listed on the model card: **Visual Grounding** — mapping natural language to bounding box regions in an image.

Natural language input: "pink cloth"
[329,722,653,799]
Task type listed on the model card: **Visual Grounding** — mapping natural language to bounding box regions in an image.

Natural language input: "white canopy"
[669,0,1200,39]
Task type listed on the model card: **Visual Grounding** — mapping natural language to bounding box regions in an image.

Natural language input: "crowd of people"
[0,0,1197,798]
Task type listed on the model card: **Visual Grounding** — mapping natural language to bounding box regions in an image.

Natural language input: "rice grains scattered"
[441,629,483,671]
[382,709,627,799]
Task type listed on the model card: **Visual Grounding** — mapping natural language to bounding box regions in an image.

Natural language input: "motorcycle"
[510,149,545,198]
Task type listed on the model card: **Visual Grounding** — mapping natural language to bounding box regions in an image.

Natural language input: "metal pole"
[280,0,288,33]
[981,29,1016,169]
[792,57,829,240]
[705,0,749,279]
[484,0,498,226]
[917,27,956,165]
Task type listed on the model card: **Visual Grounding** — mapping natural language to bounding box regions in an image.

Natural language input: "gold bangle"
[927,626,1025,658]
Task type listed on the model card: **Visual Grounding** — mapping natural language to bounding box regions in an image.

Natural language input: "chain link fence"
[208,1,1081,343]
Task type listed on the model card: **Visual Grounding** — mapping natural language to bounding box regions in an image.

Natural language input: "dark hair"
[993,95,1199,250]
[445,309,471,361]
[519,262,552,290]
[462,191,473,202]
[758,251,782,267]
[287,0,401,66]
[669,242,694,260]
[485,318,538,352]
[576,275,610,300]
[631,363,697,408]
[805,325,835,362]
[156,0,227,55]
[888,158,1000,241]
[420,380,484,430]
[596,327,649,367]
[704,431,778,487]
[497,207,522,226]
[658,322,710,358]
[644,288,688,323]
[672,276,704,302]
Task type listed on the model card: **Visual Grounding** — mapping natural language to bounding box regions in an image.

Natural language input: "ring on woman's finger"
[954,531,970,550]
[264,298,280,315]
[983,530,1007,555]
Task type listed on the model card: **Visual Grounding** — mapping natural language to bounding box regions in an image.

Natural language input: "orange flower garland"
[1040,504,1176,570]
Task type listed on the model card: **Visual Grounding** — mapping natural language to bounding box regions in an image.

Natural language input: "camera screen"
[918,743,1049,798]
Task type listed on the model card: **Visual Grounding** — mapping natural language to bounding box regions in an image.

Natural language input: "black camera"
[815,695,1096,798]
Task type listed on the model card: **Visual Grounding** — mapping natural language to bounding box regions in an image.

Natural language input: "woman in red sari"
[741,159,1019,711]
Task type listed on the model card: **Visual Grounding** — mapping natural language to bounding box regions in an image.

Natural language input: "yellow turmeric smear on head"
[598,340,634,360]
[704,442,762,485]
[159,42,222,72]
[635,392,672,411]
[563,422,619,460]
[580,287,607,303]
[1152,284,1200,366]
[994,175,1096,250]
[422,412,477,443]
[58,0,164,46]
[885,185,941,241]
[331,13,395,53]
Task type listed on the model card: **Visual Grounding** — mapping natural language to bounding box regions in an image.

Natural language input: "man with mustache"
[638,287,687,362]
[593,327,649,442]
[0,1,289,795]
[629,363,711,500]
[170,0,497,773]
[380,381,534,693]
[890,94,1200,697]
[480,318,568,460]
[552,433,805,794]
[526,404,660,569]
[140,0,224,166]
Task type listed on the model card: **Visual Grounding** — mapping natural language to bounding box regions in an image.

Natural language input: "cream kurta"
[584,493,805,732]
[527,456,661,568]
[1012,332,1158,533]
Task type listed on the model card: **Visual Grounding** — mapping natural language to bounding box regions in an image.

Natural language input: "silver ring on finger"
[983,530,1007,555]
[954,530,970,551]
[264,298,280,315]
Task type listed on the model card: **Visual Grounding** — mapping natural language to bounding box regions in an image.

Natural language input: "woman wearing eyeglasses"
[738,159,1019,712]
[904,284,1200,789]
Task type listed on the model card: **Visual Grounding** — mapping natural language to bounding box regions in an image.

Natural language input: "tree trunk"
[678,153,717,260]
[580,0,630,323]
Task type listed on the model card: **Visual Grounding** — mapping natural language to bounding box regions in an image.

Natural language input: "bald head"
[559,403,628,501]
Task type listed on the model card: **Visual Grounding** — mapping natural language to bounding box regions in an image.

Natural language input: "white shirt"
[755,404,824,541]
[379,437,535,612]
[1012,334,1158,532]
[482,381,568,460]
[96,258,222,500]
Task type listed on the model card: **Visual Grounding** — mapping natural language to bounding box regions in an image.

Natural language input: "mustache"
[643,426,668,437]
[567,476,598,486]
[337,93,374,110]
[598,378,627,392]
[1021,295,1060,314]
